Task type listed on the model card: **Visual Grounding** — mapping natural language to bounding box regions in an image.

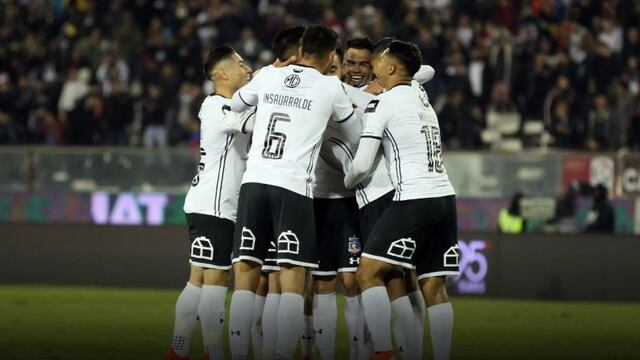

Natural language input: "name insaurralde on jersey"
[183,95,254,221]
[314,82,394,208]
[234,64,355,197]
[361,84,455,201]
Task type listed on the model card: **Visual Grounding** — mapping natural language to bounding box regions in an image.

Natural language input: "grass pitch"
[1,286,639,359]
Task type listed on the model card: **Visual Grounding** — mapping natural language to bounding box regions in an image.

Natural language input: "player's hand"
[365,80,384,95]
[273,55,297,68]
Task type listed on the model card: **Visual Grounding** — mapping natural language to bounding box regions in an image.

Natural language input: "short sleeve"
[331,81,355,123]
[231,67,269,112]
[343,83,376,111]
[360,98,387,139]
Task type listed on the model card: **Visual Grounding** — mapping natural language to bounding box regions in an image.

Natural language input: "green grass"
[1,286,639,359]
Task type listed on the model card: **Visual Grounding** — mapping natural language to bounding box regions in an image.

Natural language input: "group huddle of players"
[165,23,459,360]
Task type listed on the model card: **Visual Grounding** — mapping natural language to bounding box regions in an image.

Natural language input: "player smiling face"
[343,48,371,86]
[222,53,253,88]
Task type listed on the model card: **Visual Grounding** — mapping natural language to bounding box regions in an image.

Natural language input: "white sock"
[170,282,202,357]
[357,296,373,360]
[229,290,255,359]
[409,290,426,357]
[275,292,304,359]
[361,286,392,352]
[344,295,361,360]
[301,315,315,357]
[428,303,454,360]
[252,295,266,360]
[391,296,419,360]
[198,285,227,358]
[262,293,281,359]
[313,293,337,359]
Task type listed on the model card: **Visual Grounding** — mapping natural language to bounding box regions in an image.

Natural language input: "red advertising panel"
[562,155,616,194]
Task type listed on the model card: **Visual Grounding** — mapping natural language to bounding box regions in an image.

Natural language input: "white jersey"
[232,64,355,197]
[361,84,455,201]
[183,95,253,221]
[314,83,394,207]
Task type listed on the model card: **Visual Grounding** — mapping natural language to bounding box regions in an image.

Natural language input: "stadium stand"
[0,0,639,150]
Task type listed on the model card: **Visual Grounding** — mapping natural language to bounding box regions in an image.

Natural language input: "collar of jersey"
[387,82,412,91]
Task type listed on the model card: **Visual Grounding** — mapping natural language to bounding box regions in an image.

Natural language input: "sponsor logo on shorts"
[267,240,277,253]
[444,244,460,267]
[239,227,256,250]
[277,230,300,254]
[386,237,416,260]
[347,236,361,254]
[191,236,214,261]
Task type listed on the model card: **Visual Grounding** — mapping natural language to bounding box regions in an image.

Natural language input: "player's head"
[372,37,396,55]
[272,26,305,62]
[326,40,344,78]
[343,37,374,87]
[372,40,421,89]
[299,24,339,74]
[203,46,252,93]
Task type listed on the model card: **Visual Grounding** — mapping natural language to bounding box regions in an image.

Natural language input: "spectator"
[549,101,579,148]
[142,82,167,148]
[584,184,615,234]
[102,80,134,146]
[498,192,526,234]
[629,100,640,150]
[585,94,611,150]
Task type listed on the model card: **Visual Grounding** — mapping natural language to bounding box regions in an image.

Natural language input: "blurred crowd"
[1,0,640,149]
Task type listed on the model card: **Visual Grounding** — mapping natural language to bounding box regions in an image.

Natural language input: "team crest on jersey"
[364,100,379,113]
[284,74,301,88]
[347,236,361,254]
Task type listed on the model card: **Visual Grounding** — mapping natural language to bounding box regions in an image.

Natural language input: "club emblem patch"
[347,236,361,254]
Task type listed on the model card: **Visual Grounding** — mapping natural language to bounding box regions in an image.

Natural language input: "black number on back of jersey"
[192,162,205,186]
[421,125,444,173]
[262,112,291,159]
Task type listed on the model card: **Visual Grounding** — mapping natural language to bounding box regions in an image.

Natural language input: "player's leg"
[385,270,419,360]
[358,199,429,359]
[262,270,281,360]
[356,257,396,357]
[251,273,268,360]
[200,269,229,359]
[166,265,204,360]
[302,274,317,360]
[416,195,460,360]
[273,187,319,359]
[339,271,361,360]
[312,275,338,360]
[229,184,271,359]
[406,269,426,359]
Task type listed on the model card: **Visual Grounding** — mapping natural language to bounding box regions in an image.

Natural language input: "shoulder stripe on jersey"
[214,134,234,216]
[384,129,403,201]
[327,137,369,206]
[361,135,382,140]
[305,143,320,197]
[238,91,255,107]
[335,110,355,123]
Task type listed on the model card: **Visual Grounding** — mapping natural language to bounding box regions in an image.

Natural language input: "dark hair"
[272,26,305,61]
[346,37,374,52]
[335,40,344,63]
[203,46,236,81]
[386,40,422,77]
[373,37,396,54]
[301,24,338,59]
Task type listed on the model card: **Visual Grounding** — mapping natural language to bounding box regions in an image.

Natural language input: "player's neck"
[214,84,235,99]
[386,77,412,90]
[298,57,326,74]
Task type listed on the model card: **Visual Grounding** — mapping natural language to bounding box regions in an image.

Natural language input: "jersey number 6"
[262,112,291,159]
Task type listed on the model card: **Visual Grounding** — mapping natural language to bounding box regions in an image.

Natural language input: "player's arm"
[231,70,265,113]
[330,81,356,124]
[413,65,435,84]
[343,83,376,111]
[344,99,386,189]
[218,106,256,133]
